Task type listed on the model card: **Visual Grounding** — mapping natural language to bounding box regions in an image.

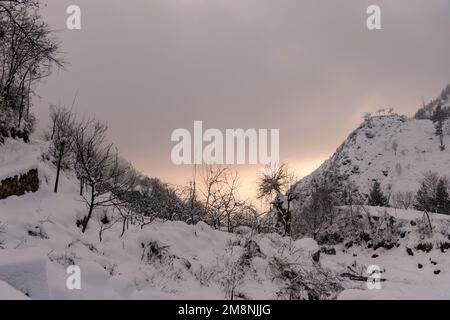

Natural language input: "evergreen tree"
[436,178,450,214]
[415,181,434,212]
[368,181,389,207]
[432,105,446,150]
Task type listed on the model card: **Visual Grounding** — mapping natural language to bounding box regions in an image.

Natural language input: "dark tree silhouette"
[368,181,388,207]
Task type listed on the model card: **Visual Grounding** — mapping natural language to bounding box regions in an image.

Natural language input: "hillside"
[293,114,450,204]
[415,85,450,120]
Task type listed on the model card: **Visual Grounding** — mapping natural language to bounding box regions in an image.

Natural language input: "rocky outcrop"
[0,169,39,200]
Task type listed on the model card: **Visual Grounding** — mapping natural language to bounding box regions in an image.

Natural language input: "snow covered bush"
[141,241,171,264]
[314,206,368,246]
[407,213,450,252]
[220,241,247,300]
[312,206,402,251]
[48,251,77,269]
[367,209,400,250]
[25,223,49,239]
[415,213,434,239]
[269,256,343,300]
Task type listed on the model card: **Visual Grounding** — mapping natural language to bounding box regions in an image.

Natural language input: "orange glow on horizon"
[139,157,327,205]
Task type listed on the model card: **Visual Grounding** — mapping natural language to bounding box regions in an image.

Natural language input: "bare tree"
[187,165,200,224]
[96,208,119,242]
[0,0,63,135]
[392,191,414,210]
[183,165,256,232]
[299,179,335,239]
[257,164,298,236]
[48,105,76,193]
[72,119,137,233]
[209,169,243,232]
[200,165,227,225]
[363,112,372,121]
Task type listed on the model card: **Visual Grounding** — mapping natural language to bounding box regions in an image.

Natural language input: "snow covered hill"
[293,114,450,203]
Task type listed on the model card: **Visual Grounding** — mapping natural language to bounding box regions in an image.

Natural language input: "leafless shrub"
[220,241,246,300]
[392,191,414,209]
[96,208,119,242]
[48,251,77,268]
[415,213,433,239]
[270,256,343,300]
[340,260,386,283]
[141,241,171,263]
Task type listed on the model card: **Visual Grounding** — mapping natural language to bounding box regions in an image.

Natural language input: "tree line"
[367,172,450,215]
[45,106,265,238]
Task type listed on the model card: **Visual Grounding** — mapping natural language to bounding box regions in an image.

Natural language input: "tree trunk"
[120,216,127,238]
[54,143,64,193]
[82,184,95,233]
[79,177,84,196]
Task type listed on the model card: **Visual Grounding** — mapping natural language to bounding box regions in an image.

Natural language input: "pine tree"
[368,181,389,207]
[436,179,450,214]
[432,105,446,151]
[415,181,432,212]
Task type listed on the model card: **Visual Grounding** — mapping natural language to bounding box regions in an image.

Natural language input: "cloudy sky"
[36,0,450,200]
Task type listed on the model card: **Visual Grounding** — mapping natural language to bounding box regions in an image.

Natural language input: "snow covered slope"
[0,139,339,300]
[293,114,450,203]
[0,138,41,181]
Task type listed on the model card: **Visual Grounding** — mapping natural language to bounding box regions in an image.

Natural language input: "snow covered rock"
[295,238,319,253]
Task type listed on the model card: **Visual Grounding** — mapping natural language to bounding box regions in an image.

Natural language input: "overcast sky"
[36,0,450,200]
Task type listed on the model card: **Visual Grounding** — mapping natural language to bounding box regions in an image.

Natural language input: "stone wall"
[0,168,39,200]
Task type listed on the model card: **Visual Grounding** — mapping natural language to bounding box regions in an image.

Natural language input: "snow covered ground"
[1,138,450,300]
[0,139,333,299]
[326,242,450,300]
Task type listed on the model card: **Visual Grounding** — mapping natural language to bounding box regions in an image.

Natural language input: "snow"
[295,238,319,253]
[0,139,326,299]
[326,242,450,300]
[0,280,30,300]
[0,138,41,181]
[361,206,450,222]
[2,112,450,300]
[0,248,50,299]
